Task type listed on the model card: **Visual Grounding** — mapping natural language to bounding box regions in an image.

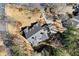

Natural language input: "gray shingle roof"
[23,22,43,38]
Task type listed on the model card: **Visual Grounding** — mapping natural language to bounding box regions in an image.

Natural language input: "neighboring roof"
[71,16,79,25]
[76,24,79,28]
[71,16,79,22]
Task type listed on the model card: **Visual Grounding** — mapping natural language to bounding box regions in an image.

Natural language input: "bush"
[11,43,27,56]
[53,48,68,56]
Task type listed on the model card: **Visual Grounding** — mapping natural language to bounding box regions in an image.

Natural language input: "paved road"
[0,4,6,32]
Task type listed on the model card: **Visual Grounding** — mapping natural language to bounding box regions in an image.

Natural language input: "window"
[40,32,44,34]
[32,37,34,39]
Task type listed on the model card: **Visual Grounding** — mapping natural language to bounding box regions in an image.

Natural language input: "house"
[21,21,63,46]
[21,22,49,46]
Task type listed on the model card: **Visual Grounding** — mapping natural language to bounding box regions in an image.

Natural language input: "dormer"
[24,27,29,33]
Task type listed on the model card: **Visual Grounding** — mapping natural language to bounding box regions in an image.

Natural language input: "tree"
[61,26,79,55]
[71,48,79,56]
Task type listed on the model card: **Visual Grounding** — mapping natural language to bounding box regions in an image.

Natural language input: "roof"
[23,22,48,38]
